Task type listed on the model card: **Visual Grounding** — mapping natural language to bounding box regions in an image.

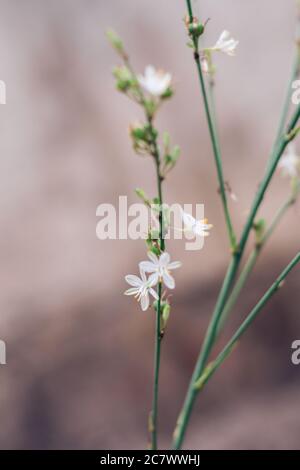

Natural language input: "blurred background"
[0,0,300,449]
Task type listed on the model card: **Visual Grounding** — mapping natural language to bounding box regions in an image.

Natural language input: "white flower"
[278,143,300,178]
[140,252,181,290]
[212,30,239,56]
[138,65,172,97]
[181,210,213,237]
[124,268,158,311]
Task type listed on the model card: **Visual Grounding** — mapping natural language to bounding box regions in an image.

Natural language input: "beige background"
[0,0,299,449]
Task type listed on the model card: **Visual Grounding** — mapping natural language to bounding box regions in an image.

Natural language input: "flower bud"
[163,145,180,174]
[131,126,147,140]
[106,29,124,54]
[253,218,266,245]
[161,303,171,330]
[135,188,151,207]
[113,66,133,92]
[188,21,205,38]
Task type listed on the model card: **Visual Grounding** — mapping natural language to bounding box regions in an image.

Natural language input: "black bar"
[0,450,297,466]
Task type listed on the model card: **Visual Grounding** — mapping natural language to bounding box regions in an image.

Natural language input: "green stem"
[151,281,162,450]
[195,52,236,249]
[262,184,299,246]
[273,23,300,150]
[148,120,164,450]
[186,2,236,250]
[119,50,165,448]
[194,252,300,390]
[217,193,297,334]
[186,0,193,21]
[238,105,300,258]
[207,79,218,136]
[217,250,259,335]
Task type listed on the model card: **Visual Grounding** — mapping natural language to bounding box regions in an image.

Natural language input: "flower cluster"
[108,30,174,124]
[200,30,239,75]
[125,252,181,311]
[124,208,213,312]
[185,17,238,75]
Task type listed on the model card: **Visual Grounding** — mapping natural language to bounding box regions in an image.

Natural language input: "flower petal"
[139,261,157,273]
[140,293,150,311]
[148,272,159,287]
[168,261,182,270]
[137,75,147,89]
[219,30,230,42]
[124,287,139,296]
[213,30,238,56]
[145,65,155,78]
[147,251,159,264]
[181,209,196,229]
[149,288,159,301]
[125,275,142,287]
[163,271,175,289]
[160,74,171,91]
[140,268,147,282]
[159,252,170,267]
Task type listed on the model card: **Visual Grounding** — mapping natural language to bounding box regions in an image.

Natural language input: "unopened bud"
[106,29,124,54]
[162,303,171,329]
[131,126,147,140]
[189,21,205,38]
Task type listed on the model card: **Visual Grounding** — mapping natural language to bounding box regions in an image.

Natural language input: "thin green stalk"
[149,121,164,450]
[207,79,218,137]
[195,51,236,250]
[238,105,300,259]
[118,54,166,449]
[217,250,259,335]
[186,1,236,250]
[194,252,300,390]
[123,52,165,449]
[217,192,298,334]
[151,281,162,450]
[108,33,166,451]
[264,197,296,242]
[153,140,165,252]
[186,0,193,20]
[273,22,300,150]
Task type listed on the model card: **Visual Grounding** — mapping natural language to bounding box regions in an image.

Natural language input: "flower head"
[181,210,213,237]
[212,30,239,56]
[278,143,300,178]
[140,252,181,290]
[138,66,172,97]
[124,268,158,311]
